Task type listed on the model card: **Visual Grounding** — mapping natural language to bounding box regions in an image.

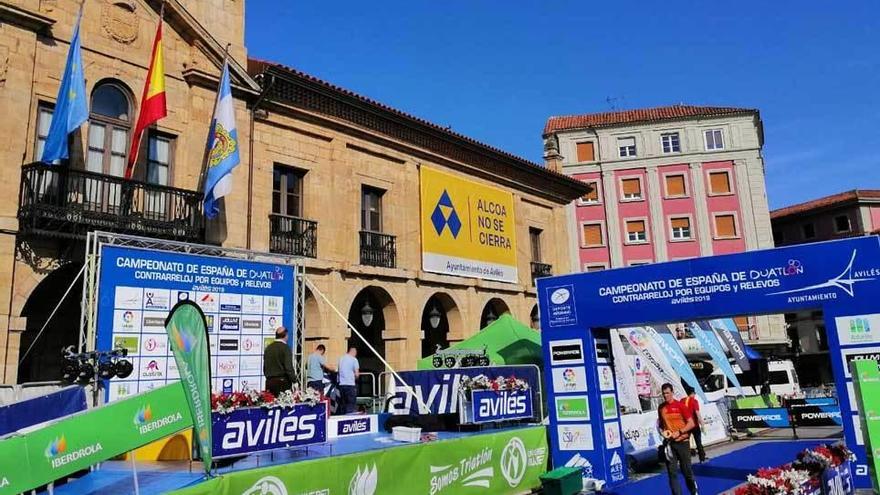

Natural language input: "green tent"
[417,313,543,370]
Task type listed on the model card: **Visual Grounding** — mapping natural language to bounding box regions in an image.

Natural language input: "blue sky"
[245,1,879,210]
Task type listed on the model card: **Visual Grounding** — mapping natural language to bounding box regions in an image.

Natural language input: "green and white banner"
[170,426,548,495]
[165,300,213,472]
[0,382,192,495]
[851,359,880,492]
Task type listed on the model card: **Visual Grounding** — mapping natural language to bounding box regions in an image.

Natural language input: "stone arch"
[530,304,540,331]
[480,297,510,330]
[18,263,83,383]
[420,292,463,358]
[302,287,324,342]
[346,285,400,379]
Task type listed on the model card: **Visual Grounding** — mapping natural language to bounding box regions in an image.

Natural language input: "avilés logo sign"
[471,389,533,424]
[212,403,327,457]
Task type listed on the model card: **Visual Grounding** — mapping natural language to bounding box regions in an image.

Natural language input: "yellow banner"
[420,167,518,282]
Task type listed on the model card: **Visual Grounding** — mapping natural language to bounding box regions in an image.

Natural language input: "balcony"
[359,231,396,268]
[18,162,204,242]
[269,214,317,258]
[530,261,553,285]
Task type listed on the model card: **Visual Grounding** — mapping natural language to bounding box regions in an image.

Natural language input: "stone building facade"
[0,0,587,384]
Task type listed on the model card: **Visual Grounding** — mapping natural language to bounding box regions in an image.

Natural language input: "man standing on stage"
[683,386,707,462]
[263,326,296,397]
[337,346,360,414]
[658,383,698,495]
[306,344,334,396]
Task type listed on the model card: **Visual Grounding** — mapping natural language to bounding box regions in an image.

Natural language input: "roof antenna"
[605,96,622,111]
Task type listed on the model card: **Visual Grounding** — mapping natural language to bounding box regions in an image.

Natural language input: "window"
[272,164,305,217]
[580,181,600,204]
[585,265,606,272]
[661,132,680,153]
[670,217,692,240]
[529,227,543,262]
[708,170,732,195]
[629,261,650,266]
[582,223,604,247]
[35,104,55,161]
[834,215,851,233]
[620,177,642,200]
[576,142,595,162]
[361,186,384,232]
[714,214,738,238]
[618,137,636,157]
[664,174,687,197]
[625,220,647,243]
[773,227,784,243]
[143,133,173,217]
[704,129,724,150]
[88,83,132,177]
[802,223,815,239]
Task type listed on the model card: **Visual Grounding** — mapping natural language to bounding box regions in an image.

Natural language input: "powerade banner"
[792,406,843,427]
[471,389,534,423]
[419,166,518,283]
[211,403,327,457]
[166,301,213,471]
[96,245,295,401]
[388,366,539,415]
[539,236,880,490]
[692,321,745,396]
[645,325,706,402]
[169,426,548,495]
[709,319,752,371]
[731,408,791,429]
[0,383,192,495]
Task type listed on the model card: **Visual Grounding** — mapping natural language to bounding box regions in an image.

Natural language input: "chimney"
[543,134,563,173]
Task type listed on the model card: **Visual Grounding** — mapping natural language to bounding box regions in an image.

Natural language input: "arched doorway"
[347,287,398,385]
[18,263,83,383]
[420,293,462,358]
[302,288,323,341]
[530,304,540,331]
[480,297,510,329]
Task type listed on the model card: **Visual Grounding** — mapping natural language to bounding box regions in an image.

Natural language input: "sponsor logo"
[218,359,238,374]
[243,319,262,330]
[200,294,215,304]
[266,298,282,314]
[242,476,288,495]
[144,291,169,309]
[143,337,166,353]
[220,338,239,351]
[222,378,234,393]
[220,317,240,331]
[240,356,261,373]
[500,437,527,488]
[601,394,618,419]
[549,339,584,365]
[177,291,190,301]
[850,318,872,340]
[609,451,625,482]
[800,411,841,420]
[429,448,493,495]
[604,422,621,449]
[221,303,242,312]
[563,453,593,478]
[770,250,879,299]
[220,409,319,451]
[113,336,139,355]
[476,391,529,420]
[170,325,194,353]
[123,311,134,323]
[739,414,783,422]
[268,316,278,328]
[555,397,590,421]
[598,365,615,391]
[145,338,158,352]
[142,360,164,378]
[558,425,593,451]
[550,288,570,304]
[242,337,259,352]
[44,435,104,469]
[349,464,378,495]
[430,190,462,238]
[551,367,587,393]
[205,315,215,330]
[337,418,371,436]
[134,404,184,435]
[143,316,166,327]
[526,446,546,467]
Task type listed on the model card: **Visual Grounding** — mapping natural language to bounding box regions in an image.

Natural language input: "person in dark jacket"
[264,326,296,396]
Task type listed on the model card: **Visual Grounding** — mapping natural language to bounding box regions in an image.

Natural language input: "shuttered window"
[665,174,686,197]
[670,217,691,240]
[715,214,737,238]
[618,137,636,157]
[582,224,603,246]
[581,181,600,203]
[709,171,732,194]
[621,178,642,200]
[626,220,647,243]
[576,142,595,162]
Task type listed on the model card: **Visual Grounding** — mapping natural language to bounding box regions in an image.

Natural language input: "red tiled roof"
[544,105,758,134]
[771,190,880,219]
[247,58,582,187]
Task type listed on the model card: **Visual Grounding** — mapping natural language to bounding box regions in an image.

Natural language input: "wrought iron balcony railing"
[530,261,553,285]
[359,230,396,268]
[269,214,317,258]
[18,162,204,242]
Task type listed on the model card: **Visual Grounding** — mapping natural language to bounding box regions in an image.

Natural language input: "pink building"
[543,105,785,347]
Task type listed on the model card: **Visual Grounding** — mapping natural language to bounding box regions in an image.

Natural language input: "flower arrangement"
[459,374,529,394]
[735,443,854,495]
[211,385,321,414]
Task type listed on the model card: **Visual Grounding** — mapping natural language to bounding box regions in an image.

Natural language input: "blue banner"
[822,461,854,495]
[709,319,752,371]
[96,245,295,401]
[692,321,745,396]
[645,325,706,402]
[211,403,327,457]
[0,386,87,437]
[470,389,534,423]
[388,366,539,415]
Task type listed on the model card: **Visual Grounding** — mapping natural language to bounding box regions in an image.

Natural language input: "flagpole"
[247,51,274,250]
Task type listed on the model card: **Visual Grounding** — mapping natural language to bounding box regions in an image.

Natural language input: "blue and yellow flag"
[41,10,88,164]
[203,62,240,219]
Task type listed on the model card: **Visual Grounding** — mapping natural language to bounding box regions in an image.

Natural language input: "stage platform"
[46,420,545,495]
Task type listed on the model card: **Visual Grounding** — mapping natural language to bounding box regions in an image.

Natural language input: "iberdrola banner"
[165,300,212,472]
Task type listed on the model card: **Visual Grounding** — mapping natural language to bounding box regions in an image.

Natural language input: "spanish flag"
[126,21,167,179]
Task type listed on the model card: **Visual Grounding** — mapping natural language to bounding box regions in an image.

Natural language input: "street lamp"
[361,300,375,328]
[485,308,497,326]
[428,306,442,330]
